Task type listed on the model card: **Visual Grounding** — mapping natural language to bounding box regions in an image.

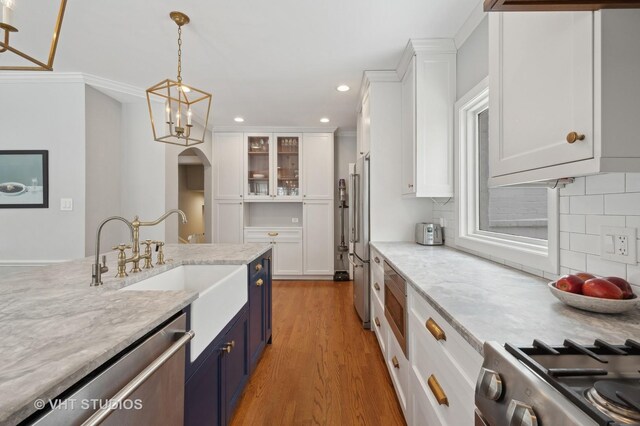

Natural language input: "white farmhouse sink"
[121,264,247,362]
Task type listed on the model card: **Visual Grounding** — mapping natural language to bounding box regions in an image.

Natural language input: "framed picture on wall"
[0,150,49,209]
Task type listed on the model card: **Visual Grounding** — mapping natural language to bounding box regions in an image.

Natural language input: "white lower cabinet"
[368,250,484,426]
[244,228,302,276]
[302,200,334,275]
[408,286,482,426]
[214,201,244,244]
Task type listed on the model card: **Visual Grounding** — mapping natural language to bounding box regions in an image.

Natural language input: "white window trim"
[455,77,559,274]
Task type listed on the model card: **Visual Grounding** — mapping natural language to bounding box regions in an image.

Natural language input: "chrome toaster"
[415,223,444,246]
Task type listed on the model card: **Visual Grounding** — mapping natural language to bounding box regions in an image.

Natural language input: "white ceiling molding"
[357,70,400,109]
[213,126,337,133]
[0,72,85,84]
[454,0,486,48]
[396,39,457,80]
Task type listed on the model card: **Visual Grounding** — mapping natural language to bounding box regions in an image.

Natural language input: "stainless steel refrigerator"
[349,154,370,329]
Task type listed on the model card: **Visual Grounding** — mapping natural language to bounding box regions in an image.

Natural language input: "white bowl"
[548,282,640,314]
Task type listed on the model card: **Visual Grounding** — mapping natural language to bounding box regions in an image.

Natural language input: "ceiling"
[3,0,479,131]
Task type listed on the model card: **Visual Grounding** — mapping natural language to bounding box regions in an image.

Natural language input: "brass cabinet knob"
[426,318,446,341]
[268,232,279,237]
[256,278,264,287]
[255,263,263,272]
[374,282,380,291]
[374,257,380,264]
[566,132,585,144]
[392,356,400,369]
[221,340,235,353]
[427,375,449,406]
[374,317,381,327]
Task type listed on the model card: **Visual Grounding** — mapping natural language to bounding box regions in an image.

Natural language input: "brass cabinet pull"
[426,318,446,341]
[427,375,449,406]
[255,263,263,272]
[221,340,235,353]
[566,132,585,144]
[374,257,380,264]
[256,278,264,287]
[374,282,380,291]
[392,356,400,369]
[268,232,279,237]
[374,317,381,327]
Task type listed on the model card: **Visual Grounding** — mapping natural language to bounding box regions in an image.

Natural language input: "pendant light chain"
[177,25,183,84]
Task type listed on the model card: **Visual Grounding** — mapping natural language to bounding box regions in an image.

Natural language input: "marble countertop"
[0,243,270,425]
[370,242,640,356]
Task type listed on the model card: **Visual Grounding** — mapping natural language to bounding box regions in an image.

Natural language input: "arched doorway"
[178,148,211,243]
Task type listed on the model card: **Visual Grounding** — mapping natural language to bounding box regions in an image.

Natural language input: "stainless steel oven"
[383,261,407,356]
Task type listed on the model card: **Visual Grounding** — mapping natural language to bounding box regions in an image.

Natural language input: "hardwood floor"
[230,280,406,426]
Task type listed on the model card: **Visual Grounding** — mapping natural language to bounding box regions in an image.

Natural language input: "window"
[455,78,558,274]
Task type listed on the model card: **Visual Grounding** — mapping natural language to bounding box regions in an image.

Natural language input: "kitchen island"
[0,243,270,425]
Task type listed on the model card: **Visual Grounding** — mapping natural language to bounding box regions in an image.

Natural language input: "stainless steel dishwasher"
[28,313,193,426]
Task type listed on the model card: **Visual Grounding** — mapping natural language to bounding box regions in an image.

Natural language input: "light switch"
[603,235,614,254]
[60,198,73,211]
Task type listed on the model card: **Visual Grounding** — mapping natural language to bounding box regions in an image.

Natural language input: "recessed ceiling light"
[320,118,330,123]
[336,85,350,92]
[234,117,245,123]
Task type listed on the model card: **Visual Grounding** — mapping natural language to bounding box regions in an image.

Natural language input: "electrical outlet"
[615,235,628,256]
[601,226,637,264]
[291,217,299,223]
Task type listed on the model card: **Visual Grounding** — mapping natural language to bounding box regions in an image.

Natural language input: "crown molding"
[0,71,163,104]
[358,70,400,107]
[336,130,357,139]
[454,0,486,49]
[213,126,337,134]
[396,39,457,80]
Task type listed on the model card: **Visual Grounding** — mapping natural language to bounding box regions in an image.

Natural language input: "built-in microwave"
[383,261,407,357]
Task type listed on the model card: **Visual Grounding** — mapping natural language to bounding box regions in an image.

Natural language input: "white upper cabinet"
[244,133,274,200]
[489,10,640,186]
[398,40,456,198]
[302,133,334,199]
[214,132,244,199]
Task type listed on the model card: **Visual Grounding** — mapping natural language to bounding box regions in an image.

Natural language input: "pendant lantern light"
[146,11,212,147]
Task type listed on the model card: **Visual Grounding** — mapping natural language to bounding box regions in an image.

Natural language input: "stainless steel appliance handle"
[81,330,195,426]
[349,173,355,243]
[353,173,360,243]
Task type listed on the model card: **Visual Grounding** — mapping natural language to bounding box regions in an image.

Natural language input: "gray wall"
[0,81,87,262]
[85,86,124,256]
[456,17,488,101]
[334,132,357,270]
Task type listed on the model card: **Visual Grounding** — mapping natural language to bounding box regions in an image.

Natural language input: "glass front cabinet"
[244,133,302,200]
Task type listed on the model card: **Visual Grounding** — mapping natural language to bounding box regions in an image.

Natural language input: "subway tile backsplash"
[432,173,640,286]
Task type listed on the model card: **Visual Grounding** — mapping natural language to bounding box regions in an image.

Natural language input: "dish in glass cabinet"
[0,182,27,196]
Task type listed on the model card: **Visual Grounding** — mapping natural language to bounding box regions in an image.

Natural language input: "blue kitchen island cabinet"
[185,306,249,426]
[185,249,272,426]
[248,250,272,372]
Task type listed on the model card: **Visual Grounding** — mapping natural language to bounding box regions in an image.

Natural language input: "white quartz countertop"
[370,242,640,356]
[0,243,270,425]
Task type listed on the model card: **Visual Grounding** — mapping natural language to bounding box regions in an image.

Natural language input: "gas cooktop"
[476,339,640,426]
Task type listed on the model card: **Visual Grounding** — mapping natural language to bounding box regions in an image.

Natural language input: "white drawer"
[371,291,387,357]
[371,267,384,306]
[244,228,302,242]
[408,286,482,385]
[387,327,409,416]
[370,247,384,277]
[409,313,476,426]
[410,367,443,426]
